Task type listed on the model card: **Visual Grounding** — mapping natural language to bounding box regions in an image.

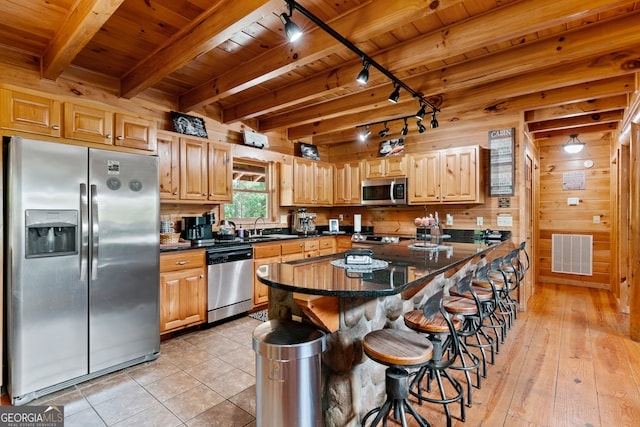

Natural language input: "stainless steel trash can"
[253,319,326,427]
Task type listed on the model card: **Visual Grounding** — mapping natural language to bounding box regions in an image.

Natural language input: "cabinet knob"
[51,125,60,130]
[202,193,207,196]
[172,192,178,195]
[175,261,189,265]
[116,136,124,140]
[209,193,214,196]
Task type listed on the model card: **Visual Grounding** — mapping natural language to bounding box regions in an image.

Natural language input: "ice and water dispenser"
[25,210,78,258]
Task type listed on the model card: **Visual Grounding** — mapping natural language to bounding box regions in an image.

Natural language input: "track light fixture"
[400,118,409,136]
[417,120,426,133]
[359,126,371,141]
[280,1,303,42]
[430,112,439,129]
[388,84,401,104]
[356,57,370,84]
[280,0,440,119]
[378,122,389,138]
[415,103,426,120]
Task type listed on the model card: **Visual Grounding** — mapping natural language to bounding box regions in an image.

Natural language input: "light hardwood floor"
[2,283,639,426]
[404,283,640,426]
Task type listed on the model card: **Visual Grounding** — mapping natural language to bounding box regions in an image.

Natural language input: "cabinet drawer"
[254,243,281,258]
[319,238,335,250]
[160,250,205,272]
[304,239,319,251]
[281,240,305,255]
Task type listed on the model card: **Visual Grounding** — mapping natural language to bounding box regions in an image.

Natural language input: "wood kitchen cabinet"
[163,134,232,203]
[334,160,362,205]
[253,243,281,307]
[409,146,484,204]
[160,250,207,335]
[280,157,333,206]
[363,155,407,179]
[0,88,61,137]
[113,113,157,151]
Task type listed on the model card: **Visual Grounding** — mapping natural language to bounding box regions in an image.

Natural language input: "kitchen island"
[257,239,511,427]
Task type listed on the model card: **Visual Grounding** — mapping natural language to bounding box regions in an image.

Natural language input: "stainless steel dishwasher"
[206,244,254,323]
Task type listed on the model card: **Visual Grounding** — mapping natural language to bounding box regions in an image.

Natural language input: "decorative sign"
[562,171,585,190]
[170,111,208,138]
[498,197,511,208]
[243,130,269,149]
[299,142,320,160]
[488,128,515,196]
[379,138,404,157]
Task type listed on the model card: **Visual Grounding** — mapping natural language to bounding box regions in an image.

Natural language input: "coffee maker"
[183,212,215,241]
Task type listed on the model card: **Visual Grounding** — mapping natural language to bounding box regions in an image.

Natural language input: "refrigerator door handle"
[80,183,89,280]
[90,184,99,280]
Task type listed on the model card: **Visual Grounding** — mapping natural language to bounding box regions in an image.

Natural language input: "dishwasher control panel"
[206,245,253,265]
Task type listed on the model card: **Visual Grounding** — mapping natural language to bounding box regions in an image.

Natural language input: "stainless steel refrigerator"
[4,136,160,405]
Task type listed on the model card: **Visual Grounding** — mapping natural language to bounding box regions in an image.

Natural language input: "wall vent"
[551,234,592,276]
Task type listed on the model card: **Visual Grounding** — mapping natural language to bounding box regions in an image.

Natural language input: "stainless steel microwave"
[361,177,408,205]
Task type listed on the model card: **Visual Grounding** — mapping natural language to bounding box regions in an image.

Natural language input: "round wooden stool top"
[404,309,462,334]
[443,295,479,315]
[363,328,434,367]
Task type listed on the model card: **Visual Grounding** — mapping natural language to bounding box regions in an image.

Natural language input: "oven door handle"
[390,179,396,204]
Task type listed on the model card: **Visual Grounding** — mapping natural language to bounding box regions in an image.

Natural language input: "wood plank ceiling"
[1,0,638,146]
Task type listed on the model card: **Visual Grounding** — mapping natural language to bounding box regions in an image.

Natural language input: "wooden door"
[179,137,208,201]
[385,155,407,177]
[0,88,61,137]
[157,132,179,200]
[64,102,113,144]
[160,268,206,333]
[618,144,630,312]
[292,158,314,205]
[363,158,385,179]
[334,161,360,205]
[114,113,157,151]
[207,142,232,202]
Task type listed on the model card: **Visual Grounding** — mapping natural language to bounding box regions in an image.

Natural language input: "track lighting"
[401,118,408,136]
[378,122,389,138]
[388,84,401,103]
[356,57,370,84]
[563,133,585,153]
[415,103,426,120]
[359,126,371,141]
[430,112,439,129]
[280,1,303,42]
[417,120,426,133]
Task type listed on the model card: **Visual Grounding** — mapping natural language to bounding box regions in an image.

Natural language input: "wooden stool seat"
[363,329,434,367]
[443,295,479,315]
[473,277,505,290]
[404,309,462,334]
[450,285,494,301]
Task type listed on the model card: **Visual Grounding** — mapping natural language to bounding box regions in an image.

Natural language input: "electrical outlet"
[280,214,287,223]
[593,215,600,224]
[446,214,453,225]
[476,217,483,226]
[339,214,344,221]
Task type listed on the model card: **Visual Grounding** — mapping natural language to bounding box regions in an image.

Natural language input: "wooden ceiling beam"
[225,0,637,124]
[179,0,457,111]
[120,0,281,99]
[287,62,637,140]
[258,12,640,132]
[527,110,624,133]
[532,123,618,139]
[42,0,125,80]
[524,94,629,122]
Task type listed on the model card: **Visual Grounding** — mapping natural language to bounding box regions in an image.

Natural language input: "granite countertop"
[256,239,509,297]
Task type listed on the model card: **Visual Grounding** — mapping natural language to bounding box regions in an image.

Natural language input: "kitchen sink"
[246,234,299,241]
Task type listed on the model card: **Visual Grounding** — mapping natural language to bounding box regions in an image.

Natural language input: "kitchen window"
[224,160,270,221]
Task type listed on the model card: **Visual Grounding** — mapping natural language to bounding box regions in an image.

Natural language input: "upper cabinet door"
[114,113,157,152]
[1,88,61,137]
[157,132,180,200]
[409,152,441,203]
[63,102,113,145]
[179,137,208,201]
[441,147,479,203]
[207,142,232,202]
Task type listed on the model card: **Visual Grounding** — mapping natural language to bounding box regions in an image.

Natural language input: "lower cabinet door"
[160,267,206,334]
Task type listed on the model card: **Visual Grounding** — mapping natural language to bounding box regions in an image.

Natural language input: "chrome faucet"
[253,216,266,236]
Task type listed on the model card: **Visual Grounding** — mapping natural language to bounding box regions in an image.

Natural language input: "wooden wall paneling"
[616,144,630,312]
[630,122,640,341]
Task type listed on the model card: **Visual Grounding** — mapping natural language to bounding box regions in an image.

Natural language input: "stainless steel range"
[206,244,254,323]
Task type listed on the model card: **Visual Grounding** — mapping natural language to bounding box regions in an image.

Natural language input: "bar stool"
[361,327,434,426]
[404,290,465,427]
[442,274,485,406]
[476,257,514,331]
[490,250,523,322]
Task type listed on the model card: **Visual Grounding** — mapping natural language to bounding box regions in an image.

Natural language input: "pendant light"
[563,134,585,153]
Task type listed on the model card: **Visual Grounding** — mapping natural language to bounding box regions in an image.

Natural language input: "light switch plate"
[446,214,453,225]
[476,217,483,226]
[593,215,600,224]
[497,215,513,227]
[567,197,579,205]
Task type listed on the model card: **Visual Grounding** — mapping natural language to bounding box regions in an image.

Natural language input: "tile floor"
[25,315,262,427]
